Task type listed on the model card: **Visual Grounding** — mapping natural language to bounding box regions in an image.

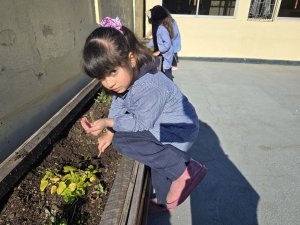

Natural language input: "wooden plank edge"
[140,168,151,225]
[127,164,151,225]
[99,156,138,225]
[119,161,140,225]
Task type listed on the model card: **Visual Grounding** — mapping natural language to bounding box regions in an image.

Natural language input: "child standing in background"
[147,6,182,73]
[148,5,175,80]
[81,17,207,212]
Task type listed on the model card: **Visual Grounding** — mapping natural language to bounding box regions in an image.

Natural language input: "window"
[278,0,300,18]
[248,0,277,20]
[248,0,300,20]
[162,0,237,16]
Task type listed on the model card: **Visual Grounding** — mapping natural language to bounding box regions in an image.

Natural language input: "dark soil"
[0,95,122,225]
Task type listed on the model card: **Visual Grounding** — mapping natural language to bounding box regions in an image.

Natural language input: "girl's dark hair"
[150,5,174,51]
[82,26,156,80]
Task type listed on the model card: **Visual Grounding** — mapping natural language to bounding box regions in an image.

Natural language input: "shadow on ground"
[147,120,259,225]
[188,120,259,225]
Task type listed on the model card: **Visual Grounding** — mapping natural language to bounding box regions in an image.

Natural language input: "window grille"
[248,0,277,20]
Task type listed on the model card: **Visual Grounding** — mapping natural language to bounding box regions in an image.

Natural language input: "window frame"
[276,0,300,20]
[247,0,281,21]
[161,0,239,18]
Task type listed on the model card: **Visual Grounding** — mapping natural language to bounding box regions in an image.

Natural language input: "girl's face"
[100,66,134,94]
[100,53,136,94]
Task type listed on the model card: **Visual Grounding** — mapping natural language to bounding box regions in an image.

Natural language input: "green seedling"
[78,153,91,161]
[40,165,105,204]
[44,207,68,225]
[94,90,112,105]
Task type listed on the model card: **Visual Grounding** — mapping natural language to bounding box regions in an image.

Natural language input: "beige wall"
[0,0,139,162]
[146,0,300,61]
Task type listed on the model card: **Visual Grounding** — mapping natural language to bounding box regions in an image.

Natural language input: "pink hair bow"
[99,17,123,33]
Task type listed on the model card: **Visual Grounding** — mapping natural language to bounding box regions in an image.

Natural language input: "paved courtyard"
[147,60,300,225]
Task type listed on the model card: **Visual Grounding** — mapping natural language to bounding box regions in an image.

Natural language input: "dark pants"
[112,131,189,205]
[172,53,179,67]
[164,68,174,81]
[160,57,174,81]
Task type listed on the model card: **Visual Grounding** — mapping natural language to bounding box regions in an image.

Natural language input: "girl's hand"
[153,51,160,56]
[80,117,104,136]
[97,131,114,154]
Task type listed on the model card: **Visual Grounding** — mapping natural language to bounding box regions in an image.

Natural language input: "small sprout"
[88,165,94,170]
[51,185,57,194]
[96,183,106,195]
[95,90,112,105]
[44,206,67,224]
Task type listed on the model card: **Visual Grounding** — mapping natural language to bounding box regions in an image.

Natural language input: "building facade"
[146,0,300,61]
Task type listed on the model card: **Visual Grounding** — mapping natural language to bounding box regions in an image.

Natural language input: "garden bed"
[0,80,149,225]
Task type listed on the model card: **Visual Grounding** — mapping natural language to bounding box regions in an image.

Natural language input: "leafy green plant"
[94,90,112,105]
[40,165,105,204]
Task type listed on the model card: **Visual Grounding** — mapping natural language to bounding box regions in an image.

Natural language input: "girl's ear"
[128,52,137,68]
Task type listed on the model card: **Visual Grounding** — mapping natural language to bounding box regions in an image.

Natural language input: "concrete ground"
[147,60,300,225]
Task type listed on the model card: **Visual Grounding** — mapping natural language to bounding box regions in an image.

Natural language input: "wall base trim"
[180,57,300,66]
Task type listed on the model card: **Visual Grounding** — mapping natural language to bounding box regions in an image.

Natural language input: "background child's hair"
[150,6,174,38]
[150,5,174,51]
[82,26,156,80]
[162,16,174,39]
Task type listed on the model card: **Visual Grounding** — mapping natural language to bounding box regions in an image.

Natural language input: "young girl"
[147,6,181,72]
[80,17,207,212]
[148,5,175,80]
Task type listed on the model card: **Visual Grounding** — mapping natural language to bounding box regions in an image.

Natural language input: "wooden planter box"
[0,80,150,225]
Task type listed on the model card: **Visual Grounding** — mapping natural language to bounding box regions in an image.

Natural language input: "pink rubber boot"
[166,159,207,210]
[148,160,207,213]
